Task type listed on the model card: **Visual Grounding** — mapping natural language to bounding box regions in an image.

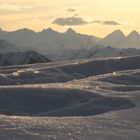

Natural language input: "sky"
[0,0,140,37]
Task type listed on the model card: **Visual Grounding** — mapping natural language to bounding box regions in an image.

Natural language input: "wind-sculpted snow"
[0,87,134,117]
[0,55,140,85]
[0,56,140,139]
[96,69,140,85]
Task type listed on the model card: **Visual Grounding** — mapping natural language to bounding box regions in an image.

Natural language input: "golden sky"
[0,0,140,37]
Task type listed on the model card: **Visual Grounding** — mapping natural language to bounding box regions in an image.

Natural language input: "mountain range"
[1,28,140,50]
[1,28,140,61]
[0,28,97,54]
[97,30,140,48]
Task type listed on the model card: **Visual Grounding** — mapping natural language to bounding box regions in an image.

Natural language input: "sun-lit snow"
[0,56,140,139]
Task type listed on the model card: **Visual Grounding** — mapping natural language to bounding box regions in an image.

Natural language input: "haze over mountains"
[0,39,19,53]
[1,28,140,61]
[0,28,96,54]
[98,30,140,48]
[1,28,140,49]
[0,39,51,66]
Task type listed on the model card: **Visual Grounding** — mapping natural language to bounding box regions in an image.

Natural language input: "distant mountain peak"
[101,30,125,41]
[13,28,35,34]
[98,30,126,47]
[127,30,140,38]
[41,28,58,34]
[43,28,53,32]
[65,28,76,34]
[20,28,30,31]
[108,30,125,37]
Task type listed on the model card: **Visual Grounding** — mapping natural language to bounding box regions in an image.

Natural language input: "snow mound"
[0,55,139,117]
[0,87,134,117]
[1,55,140,85]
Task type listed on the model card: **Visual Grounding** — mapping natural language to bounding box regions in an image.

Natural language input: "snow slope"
[0,56,140,139]
[0,51,51,66]
[1,55,140,85]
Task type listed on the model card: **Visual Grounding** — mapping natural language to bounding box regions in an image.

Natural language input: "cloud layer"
[102,20,121,25]
[67,8,76,12]
[52,16,122,26]
[0,3,33,11]
[52,17,91,26]
[93,20,121,25]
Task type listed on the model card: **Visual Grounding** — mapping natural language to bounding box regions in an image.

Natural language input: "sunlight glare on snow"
[34,71,40,74]
[13,72,19,76]
[113,72,117,76]
[0,74,7,77]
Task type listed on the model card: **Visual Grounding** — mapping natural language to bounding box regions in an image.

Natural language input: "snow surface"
[0,56,140,139]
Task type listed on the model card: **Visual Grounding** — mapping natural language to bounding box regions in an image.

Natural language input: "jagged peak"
[41,28,58,34]
[127,30,140,38]
[42,27,53,32]
[65,28,76,34]
[109,30,125,37]
[12,28,36,34]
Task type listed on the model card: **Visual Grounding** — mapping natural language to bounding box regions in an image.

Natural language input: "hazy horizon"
[0,1,140,139]
[1,27,140,38]
[0,0,140,37]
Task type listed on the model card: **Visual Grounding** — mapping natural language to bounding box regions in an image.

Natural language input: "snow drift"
[0,87,134,117]
[0,55,139,117]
